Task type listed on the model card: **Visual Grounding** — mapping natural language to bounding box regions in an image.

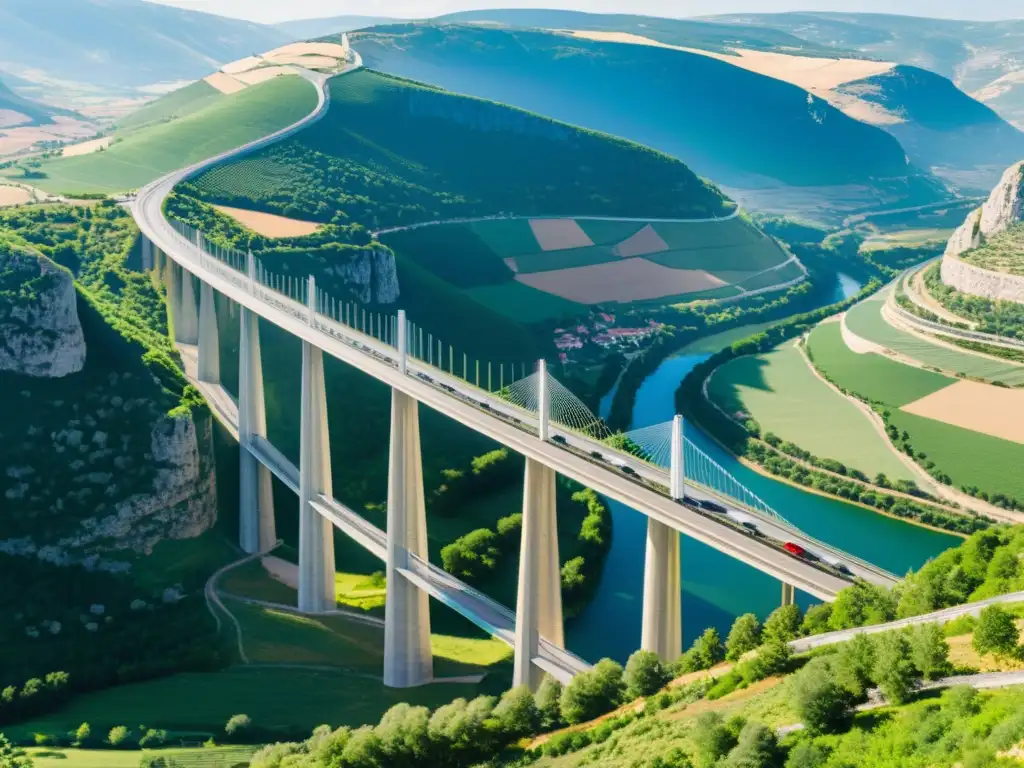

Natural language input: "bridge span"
[132,56,896,690]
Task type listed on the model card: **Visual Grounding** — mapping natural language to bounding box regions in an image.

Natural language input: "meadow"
[14,76,317,194]
[115,80,224,135]
[844,290,1024,385]
[805,322,952,406]
[709,339,916,481]
[27,746,255,767]
[959,223,1024,275]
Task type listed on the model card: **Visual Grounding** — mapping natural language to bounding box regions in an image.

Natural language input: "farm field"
[382,214,796,323]
[9,666,481,739]
[844,289,1024,385]
[806,321,953,406]
[902,380,1024,445]
[11,76,317,194]
[212,204,321,237]
[709,340,916,481]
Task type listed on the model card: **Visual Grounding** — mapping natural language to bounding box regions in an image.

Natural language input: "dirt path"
[908,265,976,328]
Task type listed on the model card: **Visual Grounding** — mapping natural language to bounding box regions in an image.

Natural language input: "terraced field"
[381,215,797,322]
[844,289,1024,386]
[807,321,1024,503]
[14,76,317,194]
[709,338,916,481]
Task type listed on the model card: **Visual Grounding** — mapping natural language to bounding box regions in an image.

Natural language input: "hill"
[710,12,1024,132]
[0,0,288,100]
[3,74,318,195]
[276,14,398,39]
[0,78,78,127]
[352,23,948,223]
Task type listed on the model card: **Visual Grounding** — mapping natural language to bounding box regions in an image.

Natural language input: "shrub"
[785,740,829,768]
[789,658,851,735]
[725,614,762,661]
[909,623,950,680]
[107,725,131,748]
[559,659,625,724]
[492,686,539,739]
[720,721,779,768]
[833,633,875,699]
[801,604,833,635]
[495,513,522,549]
[624,650,670,699]
[138,728,168,748]
[762,604,803,644]
[974,605,1020,659]
[72,722,91,747]
[692,712,736,766]
[440,528,501,583]
[534,675,564,731]
[225,713,252,738]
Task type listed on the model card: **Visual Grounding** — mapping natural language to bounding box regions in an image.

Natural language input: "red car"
[783,542,806,557]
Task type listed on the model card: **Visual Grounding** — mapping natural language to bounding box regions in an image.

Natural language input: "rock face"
[0,247,86,377]
[942,160,1024,303]
[326,246,400,305]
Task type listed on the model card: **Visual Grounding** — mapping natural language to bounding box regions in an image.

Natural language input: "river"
[565,272,958,662]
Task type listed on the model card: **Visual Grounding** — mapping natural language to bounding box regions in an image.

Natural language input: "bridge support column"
[238,307,276,554]
[642,415,684,661]
[781,582,796,608]
[198,281,220,384]
[141,235,154,272]
[298,341,335,613]
[513,457,563,691]
[641,520,682,662]
[383,388,434,688]
[176,267,199,345]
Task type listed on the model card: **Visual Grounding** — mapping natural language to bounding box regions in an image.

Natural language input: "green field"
[844,289,1024,385]
[27,747,254,767]
[959,222,1024,275]
[9,666,482,740]
[115,80,225,135]
[13,76,317,194]
[885,409,1024,503]
[710,340,916,481]
[806,321,953,406]
[462,279,587,323]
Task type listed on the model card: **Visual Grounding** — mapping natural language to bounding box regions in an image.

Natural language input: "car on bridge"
[697,499,727,514]
[783,542,807,558]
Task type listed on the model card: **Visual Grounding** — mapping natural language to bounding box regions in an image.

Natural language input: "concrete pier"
[513,457,564,690]
[238,307,276,554]
[298,340,335,613]
[383,388,434,688]
[782,582,796,607]
[176,267,199,344]
[198,281,220,384]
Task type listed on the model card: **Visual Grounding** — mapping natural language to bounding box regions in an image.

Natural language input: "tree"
[138,729,167,748]
[973,605,1019,659]
[107,726,131,748]
[624,650,670,699]
[692,712,736,766]
[492,686,538,739]
[72,723,91,747]
[691,627,725,669]
[909,623,950,680]
[375,703,430,764]
[495,513,522,549]
[833,634,875,699]
[719,721,779,768]
[762,604,803,644]
[789,658,851,735]
[0,735,32,768]
[440,528,501,583]
[225,714,252,737]
[745,640,790,681]
[726,614,762,661]
[560,556,587,599]
[534,676,563,731]
[871,631,918,705]
[340,725,384,768]
[559,659,624,724]
[785,740,828,768]
[801,604,833,635]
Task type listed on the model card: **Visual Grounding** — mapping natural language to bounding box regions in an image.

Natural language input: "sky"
[148,0,1024,24]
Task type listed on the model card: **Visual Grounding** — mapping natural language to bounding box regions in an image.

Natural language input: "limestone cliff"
[945,161,1024,259]
[0,245,86,377]
[326,246,400,304]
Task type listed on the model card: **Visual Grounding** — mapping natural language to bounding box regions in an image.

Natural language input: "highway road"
[132,49,900,614]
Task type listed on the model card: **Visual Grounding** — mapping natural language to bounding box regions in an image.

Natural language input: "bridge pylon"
[383,388,434,688]
[514,457,564,690]
[298,341,336,613]
[176,266,199,345]
[238,306,276,554]
[198,281,220,384]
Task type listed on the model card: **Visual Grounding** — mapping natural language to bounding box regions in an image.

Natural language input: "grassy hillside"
[114,80,224,135]
[711,12,1024,130]
[8,75,317,195]
[277,14,397,38]
[353,23,945,207]
[0,0,287,96]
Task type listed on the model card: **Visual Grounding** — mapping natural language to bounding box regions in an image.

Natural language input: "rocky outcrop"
[0,246,86,377]
[941,252,1024,304]
[979,162,1024,235]
[326,246,400,305]
[944,208,982,259]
